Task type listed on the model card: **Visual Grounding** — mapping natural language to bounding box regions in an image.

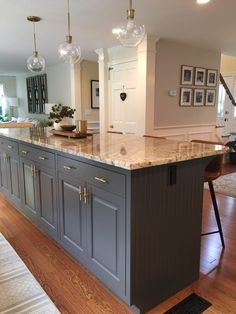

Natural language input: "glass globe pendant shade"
[58,37,81,64]
[27,52,45,73]
[115,18,145,48]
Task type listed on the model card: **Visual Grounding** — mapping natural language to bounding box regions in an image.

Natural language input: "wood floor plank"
[0,166,236,313]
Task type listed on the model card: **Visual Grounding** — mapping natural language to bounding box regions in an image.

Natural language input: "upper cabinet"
[26,74,48,113]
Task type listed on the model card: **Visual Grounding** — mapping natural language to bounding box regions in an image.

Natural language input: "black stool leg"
[208,181,225,248]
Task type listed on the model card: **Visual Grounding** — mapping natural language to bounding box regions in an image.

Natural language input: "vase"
[60,117,72,126]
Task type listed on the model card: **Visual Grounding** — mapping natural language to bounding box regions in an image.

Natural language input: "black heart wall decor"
[120,92,127,101]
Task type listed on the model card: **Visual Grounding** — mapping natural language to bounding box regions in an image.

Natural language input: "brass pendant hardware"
[27,16,41,23]
[94,177,109,184]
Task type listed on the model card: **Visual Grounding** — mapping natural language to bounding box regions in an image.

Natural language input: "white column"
[74,61,83,120]
[95,48,109,134]
[70,62,82,121]
[137,35,159,135]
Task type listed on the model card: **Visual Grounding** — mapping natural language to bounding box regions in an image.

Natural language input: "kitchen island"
[0,128,227,313]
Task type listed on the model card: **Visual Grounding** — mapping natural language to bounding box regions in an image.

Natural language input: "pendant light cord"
[130,0,133,9]
[67,0,71,37]
[33,22,37,53]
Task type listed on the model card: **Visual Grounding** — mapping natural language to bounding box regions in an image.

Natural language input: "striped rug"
[0,233,60,314]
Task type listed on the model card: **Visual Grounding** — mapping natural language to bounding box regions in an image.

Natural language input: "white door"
[109,60,139,134]
[218,74,236,136]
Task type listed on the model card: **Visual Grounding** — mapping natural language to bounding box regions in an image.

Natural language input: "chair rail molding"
[149,123,218,141]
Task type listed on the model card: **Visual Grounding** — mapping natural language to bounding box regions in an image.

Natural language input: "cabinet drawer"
[58,155,125,198]
[58,156,86,178]
[19,143,55,168]
[0,138,18,156]
[86,164,125,198]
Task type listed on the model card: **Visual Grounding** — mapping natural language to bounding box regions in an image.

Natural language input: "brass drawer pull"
[7,145,13,149]
[38,156,48,160]
[21,150,28,155]
[94,176,109,184]
[63,165,74,170]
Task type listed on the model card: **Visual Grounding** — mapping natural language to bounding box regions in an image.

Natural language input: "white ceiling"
[0,0,236,75]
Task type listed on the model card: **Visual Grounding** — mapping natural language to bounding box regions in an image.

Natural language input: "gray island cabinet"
[0,130,227,314]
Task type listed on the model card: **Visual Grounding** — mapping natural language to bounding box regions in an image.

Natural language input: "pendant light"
[112,0,145,48]
[58,0,81,64]
[26,16,45,73]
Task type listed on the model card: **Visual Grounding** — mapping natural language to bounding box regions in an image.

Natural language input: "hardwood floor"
[0,166,236,313]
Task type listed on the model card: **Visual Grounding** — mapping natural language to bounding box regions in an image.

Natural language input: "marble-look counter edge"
[0,129,228,170]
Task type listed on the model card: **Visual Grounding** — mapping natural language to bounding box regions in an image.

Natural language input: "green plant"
[48,104,76,123]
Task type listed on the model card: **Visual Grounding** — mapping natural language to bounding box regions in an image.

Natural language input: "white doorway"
[108,60,139,134]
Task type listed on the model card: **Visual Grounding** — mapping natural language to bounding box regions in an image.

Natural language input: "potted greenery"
[48,104,76,130]
[225,132,236,164]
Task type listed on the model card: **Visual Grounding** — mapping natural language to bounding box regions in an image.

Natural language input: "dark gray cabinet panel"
[19,143,57,239]
[8,156,21,207]
[20,157,37,222]
[87,185,126,297]
[59,173,86,258]
[36,164,57,240]
[0,140,21,208]
[0,153,9,194]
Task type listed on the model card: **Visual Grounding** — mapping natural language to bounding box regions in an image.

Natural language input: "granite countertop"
[0,128,228,170]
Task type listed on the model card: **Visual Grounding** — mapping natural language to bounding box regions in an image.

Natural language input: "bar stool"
[191,139,225,248]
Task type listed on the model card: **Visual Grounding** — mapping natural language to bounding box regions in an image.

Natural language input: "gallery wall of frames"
[179,65,217,107]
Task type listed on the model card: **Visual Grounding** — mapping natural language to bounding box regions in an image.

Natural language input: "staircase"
[220,73,236,107]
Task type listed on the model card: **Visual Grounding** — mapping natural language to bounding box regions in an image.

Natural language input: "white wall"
[16,62,71,120]
[150,39,222,141]
[155,40,221,127]
[80,60,99,122]
[0,76,16,96]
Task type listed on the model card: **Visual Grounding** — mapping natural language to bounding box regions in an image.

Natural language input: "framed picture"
[181,65,194,85]
[205,89,216,106]
[194,67,206,86]
[180,88,192,106]
[193,89,205,106]
[207,69,217,87]
[91,80,99,109]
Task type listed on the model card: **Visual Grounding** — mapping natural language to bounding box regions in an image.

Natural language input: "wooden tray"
[50,129,87,138]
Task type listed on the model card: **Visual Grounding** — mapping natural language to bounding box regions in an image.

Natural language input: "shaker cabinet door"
[86,185,126,297]
[58,173,87,259]
[8,156,21,208]
[20,158,37,222]
[36,164,58,240]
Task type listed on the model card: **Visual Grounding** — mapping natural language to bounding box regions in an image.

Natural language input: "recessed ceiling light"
[197,0,211,4]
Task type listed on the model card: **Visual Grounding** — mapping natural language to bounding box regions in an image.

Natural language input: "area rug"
[204,172,236,198]
[0,233,60,314]
[164,293,212,314]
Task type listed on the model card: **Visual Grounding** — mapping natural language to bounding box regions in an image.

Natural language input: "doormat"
[163,293,212,314]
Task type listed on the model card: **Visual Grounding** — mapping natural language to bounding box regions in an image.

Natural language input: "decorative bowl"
[60,125,76,131]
